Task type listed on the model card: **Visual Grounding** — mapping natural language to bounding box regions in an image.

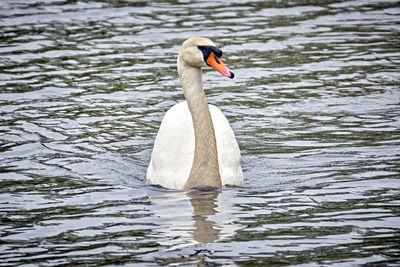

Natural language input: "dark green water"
[1,0,400,266]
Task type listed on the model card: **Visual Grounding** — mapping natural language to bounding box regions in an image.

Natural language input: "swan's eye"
[198,45,223,63]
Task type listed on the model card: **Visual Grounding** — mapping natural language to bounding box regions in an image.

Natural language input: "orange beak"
[206,52,234,79]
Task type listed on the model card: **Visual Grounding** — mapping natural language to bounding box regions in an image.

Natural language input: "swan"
[146,36,243,189]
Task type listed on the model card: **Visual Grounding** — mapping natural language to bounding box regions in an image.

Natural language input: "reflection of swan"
[187,190,220,243]
[148,190,220,265]
[147,36,243,189]
[146,188,240,250]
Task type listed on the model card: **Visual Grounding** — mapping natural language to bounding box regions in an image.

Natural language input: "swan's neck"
[178,61,221,188]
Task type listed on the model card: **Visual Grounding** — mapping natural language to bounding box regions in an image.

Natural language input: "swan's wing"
[147,102,243,189]
[147,102,194,189]
[209,105,243,186]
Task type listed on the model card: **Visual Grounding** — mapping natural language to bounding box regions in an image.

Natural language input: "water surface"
[1,0,400,266]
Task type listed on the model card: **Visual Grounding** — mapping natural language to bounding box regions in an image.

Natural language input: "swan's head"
[178,36,234,79]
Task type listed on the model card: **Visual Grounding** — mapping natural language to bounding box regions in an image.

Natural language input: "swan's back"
[147,102,242,189]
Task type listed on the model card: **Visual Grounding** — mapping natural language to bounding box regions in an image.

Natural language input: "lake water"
[1,0,400,266]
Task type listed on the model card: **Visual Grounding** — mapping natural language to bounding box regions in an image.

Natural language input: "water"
[1,0,400,266]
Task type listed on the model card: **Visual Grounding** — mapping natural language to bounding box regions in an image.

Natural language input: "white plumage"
[147,101,242,189]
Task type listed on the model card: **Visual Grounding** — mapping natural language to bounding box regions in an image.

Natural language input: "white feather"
[147,101,242,189]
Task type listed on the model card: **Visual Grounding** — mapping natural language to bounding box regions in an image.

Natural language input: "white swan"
[147,36,243,189]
